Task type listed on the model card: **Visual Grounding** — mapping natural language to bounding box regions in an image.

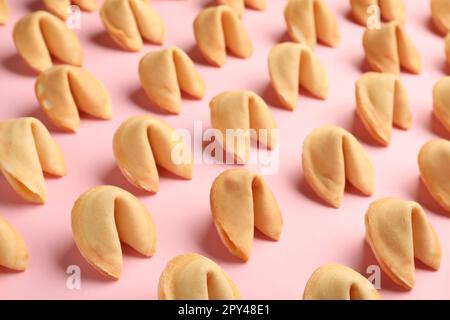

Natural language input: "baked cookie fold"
[100,0,165,51]
[71,185,157,279]
[193,5,253,67]
[35,65,112,132]
[0,117,66,204]
[302,126,374,208]
[363,21,421,74]
[13,11,83,72]
[303,264,381,300]
[158,253,240,300]
[284,0,340,48]
[113,116,193,193]
[209,90,277,163]
[365,198,441,290]
[268,42,328,110]
[139,46,205,114]
[210,168,282,261]
[0,215,28,272]
[355,72,411,146]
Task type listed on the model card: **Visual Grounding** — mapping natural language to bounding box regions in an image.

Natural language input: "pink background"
[1,0,450,300]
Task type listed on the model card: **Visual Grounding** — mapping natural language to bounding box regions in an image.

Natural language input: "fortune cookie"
[0,118,66,204]
[418,139,450,212]
[210,168,282,261]
[43,0,96,20]
[216,0,265,17]
[433,77,450,133]
[0,0,8,25]
[71,185,157,279]
[0,215,28,272]
[431,0,450,35]
[13,11,83,73]
[365,198,441,289]
[209,91,277,163]
[158,253,240,300]
[113,116,192,193]
[138,46,205,114]
[350,0,406,26]
[363,21,421,74]
[193,5,253,67]
[268,42,328,110]
[303,264,380,300]
[302,126,374,208]
[446,33,450,66]
[355,72,411,146]
[35,65,112,132]
[284,0,340,48]
[100,0,165,51]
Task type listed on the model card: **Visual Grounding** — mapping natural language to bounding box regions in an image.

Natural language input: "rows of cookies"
[0,0,450,300]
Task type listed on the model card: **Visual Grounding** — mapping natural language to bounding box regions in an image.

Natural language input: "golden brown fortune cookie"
[363,21,421,74]
[13,11,83,73]
[303,264,381,300]
[193,5,253,67]
[43,0,97,20]
[431,0,450,35]
[433,77,450,133]
[446,33,450,67]
[365,198,441,289]
[138,46,205,114]
[350,0,406,26]
[113,116,192,193]
[158,253,240,300]
[418,139,450,212]
[284,0,340,48]
[100,0,165,51]
[0,0,9,25]
[355,72,411,146]
[210,168,282,261]
[217,0,265,18]
[210,91,277,163]
[0,215,28,272]
[72,185,157,279]
[0,118,66,204]
[268,42,328,110]
[302,126,374,208]
[35,65,112,132]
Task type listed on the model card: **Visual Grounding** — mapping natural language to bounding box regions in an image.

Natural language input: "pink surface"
[1,0,450,300]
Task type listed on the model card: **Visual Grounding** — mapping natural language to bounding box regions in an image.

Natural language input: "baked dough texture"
[100,0,165,51]
[71,185,157,279]
[284,0,340,48]
[0,215,28,272]
[13,11,83,73]
[113,115,193,193]
[43,0,96,20]
[216,0,265,17]
[209,90,277,163]
[139,46,205,114]
[193,5,253,67]
[35,65,112,132]
[0,117,66,204]
[418,139,450,213]
[158,253,240,300]
[350,0,406,26]
[363,21,421,74]
[268,42,328,110]
[302,126,374,208]
[303,264,381,300]
[210,168,282,261]
[355,72,411,146]
[365,198,441,290]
